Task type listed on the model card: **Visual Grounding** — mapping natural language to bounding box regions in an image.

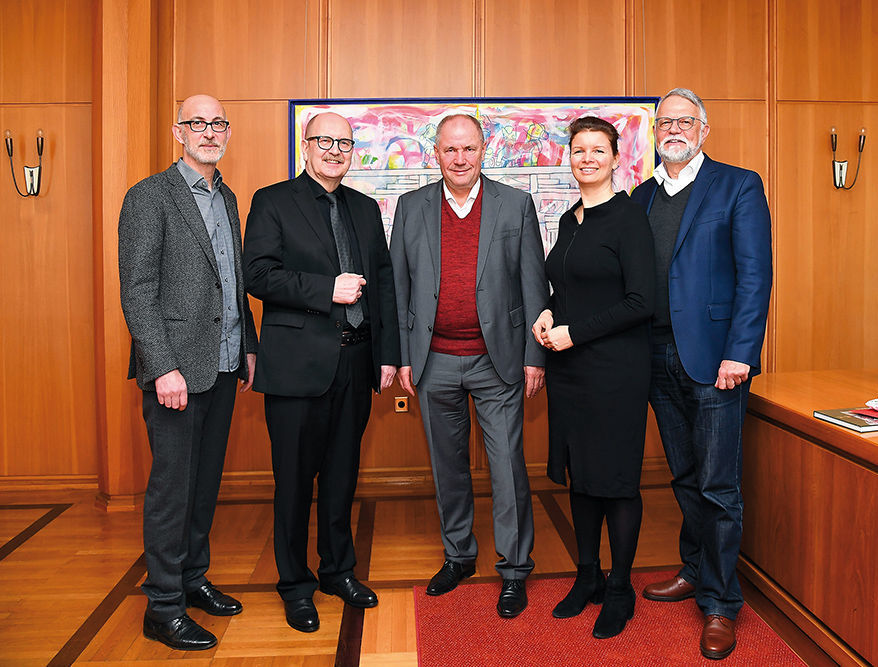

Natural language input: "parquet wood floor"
[0,487,831,666]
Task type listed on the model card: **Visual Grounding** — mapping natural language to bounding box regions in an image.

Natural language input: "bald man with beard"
[119,94,257,650]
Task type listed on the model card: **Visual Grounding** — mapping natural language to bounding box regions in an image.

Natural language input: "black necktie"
[325,191,363,328]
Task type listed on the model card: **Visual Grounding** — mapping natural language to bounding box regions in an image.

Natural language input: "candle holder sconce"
[4,129,44,197]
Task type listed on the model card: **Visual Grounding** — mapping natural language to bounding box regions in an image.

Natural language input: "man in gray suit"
[119,94,257,651]
[390,114,548,618]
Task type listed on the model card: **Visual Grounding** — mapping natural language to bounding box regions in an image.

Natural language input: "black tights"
[569,489,643,581]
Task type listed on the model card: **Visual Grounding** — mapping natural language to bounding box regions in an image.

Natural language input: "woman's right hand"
[532,309,554,347]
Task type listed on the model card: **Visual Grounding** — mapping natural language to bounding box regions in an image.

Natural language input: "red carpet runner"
[414,570,806,666]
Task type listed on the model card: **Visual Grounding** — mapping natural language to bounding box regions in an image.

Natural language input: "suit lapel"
[288,174,339,267]
[672,154,718,260]
[343,185,372,281]
[163,165,219,277]
[422,181,442,291]
[476,177,500,285]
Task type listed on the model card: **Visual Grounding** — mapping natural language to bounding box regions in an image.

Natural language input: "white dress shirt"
[442,179,481,218]
[653,151,705,196]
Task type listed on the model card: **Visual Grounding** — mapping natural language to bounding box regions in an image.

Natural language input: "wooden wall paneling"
[175,0,322,101]
[361,392,432,471]
[0,105,97,476]
[328,0,477,98]
[216,101,301,473]
[634,0,768,101]
[0,0,93,104]
[216,101,292,223]
[93,0,163,510]
[742,417,877,663]
[522,393,548,464]
[777,0,878,102]
[483,0,626,97]
[701,100,769,182]
[773,103,878,372]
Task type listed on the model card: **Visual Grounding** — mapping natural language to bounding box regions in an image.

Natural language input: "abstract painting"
[290,98,658,251]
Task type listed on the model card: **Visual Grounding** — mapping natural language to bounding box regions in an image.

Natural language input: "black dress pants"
[265,341,373,601]
[141,371,238,622]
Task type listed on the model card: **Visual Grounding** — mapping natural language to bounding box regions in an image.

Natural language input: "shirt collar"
[653,150,704,186]
[303,170,345,201]
[176,158,222,191]
[442,178,481,206]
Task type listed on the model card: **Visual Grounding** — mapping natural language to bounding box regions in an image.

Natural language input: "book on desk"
[813,407,878,433]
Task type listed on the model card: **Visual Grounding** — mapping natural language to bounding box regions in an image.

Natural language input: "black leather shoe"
[426,560,476,596]
[497,579,527,618]
[143,613,217,650]
[186,583,243,616]
[319,576,378,609]
[284,598,319,633]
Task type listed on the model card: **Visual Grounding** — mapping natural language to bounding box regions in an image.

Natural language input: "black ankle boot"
[552,561,605,619]
[592,576,635,638]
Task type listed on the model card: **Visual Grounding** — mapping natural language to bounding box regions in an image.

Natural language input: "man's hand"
[240,353,256,392]
[715,360,750,390]
[398,366,415,396]
[155,369,188,410]
[532,309,554,347]
[524,365,545,398]
[379,365,397,391]
[333,273,366,304]
[542,325,573,352]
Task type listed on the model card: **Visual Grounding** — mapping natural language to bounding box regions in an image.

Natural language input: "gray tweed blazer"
[119,164,258,393]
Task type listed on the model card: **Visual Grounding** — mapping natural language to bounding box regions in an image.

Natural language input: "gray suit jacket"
[119,164,258,393]
[390,176,547,385]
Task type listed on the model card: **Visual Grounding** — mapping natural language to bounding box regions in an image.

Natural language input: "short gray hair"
[436,114,484,143]
[658,88,708,124]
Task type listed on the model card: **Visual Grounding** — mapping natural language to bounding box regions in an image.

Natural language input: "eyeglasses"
[655,116,702,131]
[178,119,230,133]
[307,135,355,152]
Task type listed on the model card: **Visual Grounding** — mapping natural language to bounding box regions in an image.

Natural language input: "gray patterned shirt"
[176,158,241,373]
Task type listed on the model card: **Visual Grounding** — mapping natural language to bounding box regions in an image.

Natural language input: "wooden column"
[92,0,170,511]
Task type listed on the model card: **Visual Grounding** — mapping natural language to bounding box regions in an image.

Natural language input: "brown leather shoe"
[642,575,695,601]
[701,614,736,660]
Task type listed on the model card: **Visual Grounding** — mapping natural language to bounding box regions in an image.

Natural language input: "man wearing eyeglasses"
[119,94,257,650]
[243,112,399,633]
[631,88,772,660]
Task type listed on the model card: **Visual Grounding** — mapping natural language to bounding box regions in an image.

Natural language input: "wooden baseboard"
[5,458,671,508]
[0,474,98,491]
[738,555,871,667]
[217,458,672,501]
[94,491,144,512]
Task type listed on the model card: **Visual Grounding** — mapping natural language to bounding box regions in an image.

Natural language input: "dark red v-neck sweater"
[431,188,488,355]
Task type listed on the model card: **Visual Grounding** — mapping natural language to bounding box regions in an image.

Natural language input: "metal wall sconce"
[4,129,44,197]
[830,126,866,190]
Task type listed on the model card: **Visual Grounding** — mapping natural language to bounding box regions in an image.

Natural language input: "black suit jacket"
[243,173,400,397]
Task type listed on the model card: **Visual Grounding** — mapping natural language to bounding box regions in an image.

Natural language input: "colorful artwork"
[290,98,658,251]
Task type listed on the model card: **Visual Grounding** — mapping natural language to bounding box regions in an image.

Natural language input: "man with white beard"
[631,88,772,660]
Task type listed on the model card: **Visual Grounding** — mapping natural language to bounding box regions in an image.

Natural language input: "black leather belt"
[340,325,370,346]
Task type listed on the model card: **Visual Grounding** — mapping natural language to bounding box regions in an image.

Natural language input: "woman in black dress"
[532,117,655,638]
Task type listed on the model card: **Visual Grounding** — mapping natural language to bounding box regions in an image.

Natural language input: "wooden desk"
[741,370,878,666]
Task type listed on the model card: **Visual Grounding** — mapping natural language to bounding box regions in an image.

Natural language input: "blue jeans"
[650,343,749,620]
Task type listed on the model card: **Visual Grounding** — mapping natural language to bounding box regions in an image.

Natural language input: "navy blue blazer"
[631,154,772,384]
